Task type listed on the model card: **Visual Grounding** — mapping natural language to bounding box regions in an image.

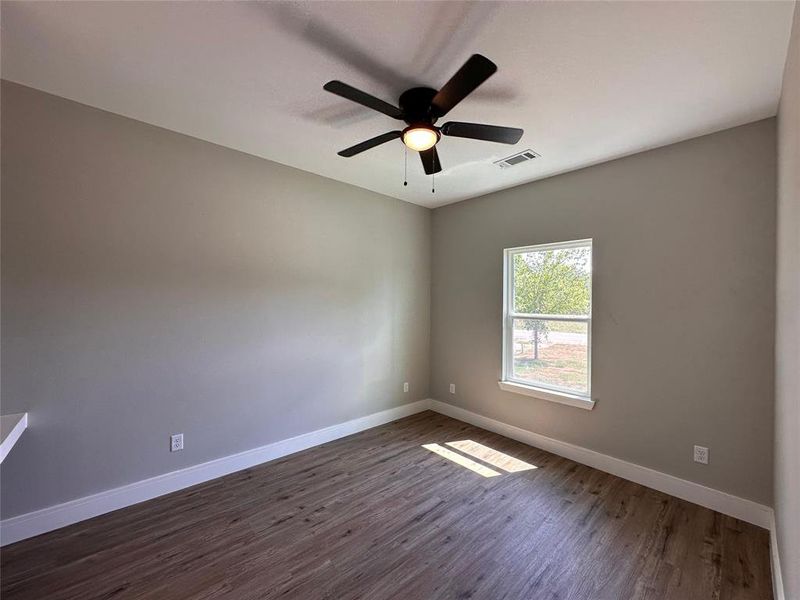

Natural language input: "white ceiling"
[1,1,794,208]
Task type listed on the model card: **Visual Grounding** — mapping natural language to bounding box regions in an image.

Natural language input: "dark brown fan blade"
[323,81,403,119]
[419,147,442,174]
[441,121,523,144]
[431,54,497,117]
[338,131,402,157]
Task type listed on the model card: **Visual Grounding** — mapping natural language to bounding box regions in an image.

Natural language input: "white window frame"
[499,239,595,410]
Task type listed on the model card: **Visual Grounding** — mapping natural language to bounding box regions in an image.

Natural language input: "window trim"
[500,239,594,409]
[497,381,595,410]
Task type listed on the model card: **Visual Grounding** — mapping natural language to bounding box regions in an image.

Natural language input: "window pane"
[511,318,588,394]
[512,245,591,316]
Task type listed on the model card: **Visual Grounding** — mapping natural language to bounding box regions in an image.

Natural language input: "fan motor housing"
[398,87,439,125]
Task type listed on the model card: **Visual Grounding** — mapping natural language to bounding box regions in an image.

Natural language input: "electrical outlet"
[449,383,456,394]
[403,382,409,393]
[693,445,708,464]
[171,433,184,452]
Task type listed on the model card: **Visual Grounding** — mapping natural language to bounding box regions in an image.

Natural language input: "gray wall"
[0,81,431,519]
[431,120,776,505]
[0,78,782,524]
[775,3,800,598]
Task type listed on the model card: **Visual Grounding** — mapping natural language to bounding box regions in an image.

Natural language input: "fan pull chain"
[431,153,435,193]
[431,148,436,194]
[403,146,408,187]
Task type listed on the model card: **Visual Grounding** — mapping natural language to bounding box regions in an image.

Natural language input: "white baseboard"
[0,412,28,464]
[1,398,775,550]
[0,399,430,546]
[428,399,772,529]
[770,510,786,600]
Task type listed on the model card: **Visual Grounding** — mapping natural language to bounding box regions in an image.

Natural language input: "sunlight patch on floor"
[422,443,501,477]
[445,440,538,473]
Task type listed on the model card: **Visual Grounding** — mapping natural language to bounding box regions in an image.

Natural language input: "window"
[500,239,593,409]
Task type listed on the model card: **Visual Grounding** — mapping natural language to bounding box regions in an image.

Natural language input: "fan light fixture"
[324,54,525,181]
[402,127,439,152]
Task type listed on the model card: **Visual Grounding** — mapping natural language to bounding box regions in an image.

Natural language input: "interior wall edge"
[773,0,800,595]
[771,510,787,600]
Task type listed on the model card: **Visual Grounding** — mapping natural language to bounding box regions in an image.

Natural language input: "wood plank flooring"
[0,411,773,600]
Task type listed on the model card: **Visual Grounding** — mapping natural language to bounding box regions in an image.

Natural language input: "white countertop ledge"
[0,413,28,463]
[498,381,596,410]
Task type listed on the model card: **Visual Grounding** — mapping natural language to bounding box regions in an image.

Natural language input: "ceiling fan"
[323,54,523,175]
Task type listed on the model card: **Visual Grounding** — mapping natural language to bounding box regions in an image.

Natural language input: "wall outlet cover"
[171,433,184,452]
[693,445,708,464]
[449,383,456,394]
[403,382,409,393]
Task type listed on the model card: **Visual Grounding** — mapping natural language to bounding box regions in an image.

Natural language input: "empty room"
[0,1,798,599]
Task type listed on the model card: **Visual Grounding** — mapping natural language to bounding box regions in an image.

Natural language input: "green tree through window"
[513,248,591,359]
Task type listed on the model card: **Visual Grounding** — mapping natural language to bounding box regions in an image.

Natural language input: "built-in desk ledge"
[0,413,28,463]
[498,381,596,410]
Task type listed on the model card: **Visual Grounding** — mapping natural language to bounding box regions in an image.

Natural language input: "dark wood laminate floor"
[0,411,772,600]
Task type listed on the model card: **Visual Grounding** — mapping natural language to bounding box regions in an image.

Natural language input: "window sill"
[497,381,596,410]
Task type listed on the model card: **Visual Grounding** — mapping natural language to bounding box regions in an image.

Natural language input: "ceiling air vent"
[494,149,540,169]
